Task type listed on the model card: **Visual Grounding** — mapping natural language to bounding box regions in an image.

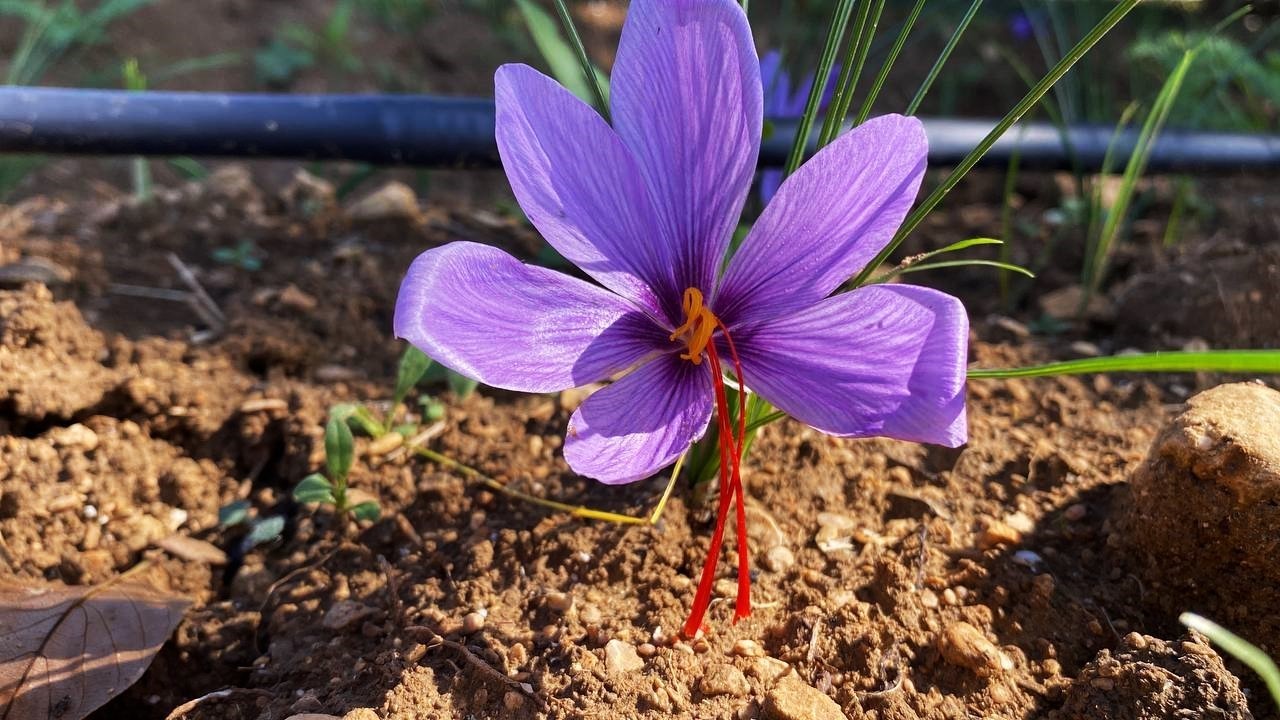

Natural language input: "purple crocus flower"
[758,49,840,204]
[395,0,967,634]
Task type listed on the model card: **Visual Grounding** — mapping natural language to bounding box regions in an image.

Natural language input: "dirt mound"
[1056,632,1252,720]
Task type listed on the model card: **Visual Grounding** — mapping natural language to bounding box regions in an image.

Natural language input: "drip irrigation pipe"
[0,87,1277,172]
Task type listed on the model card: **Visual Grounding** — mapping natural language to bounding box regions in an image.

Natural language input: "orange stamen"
[677,288,752,638]
[669,288,717,364]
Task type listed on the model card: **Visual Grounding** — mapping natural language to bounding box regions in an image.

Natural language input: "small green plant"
[212,240,264,272]
[254,0,360,87]
[121,58,151,201]
[217,499,284,549]
[292,409,380,523]
[1180,612,1280,711]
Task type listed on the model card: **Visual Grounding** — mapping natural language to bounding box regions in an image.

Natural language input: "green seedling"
[1180,612,1280,711]
[292,410,380,523]
[212,240,264,272]
[255,0,359,87]
[217,499,283,549]
[333,345,439,442]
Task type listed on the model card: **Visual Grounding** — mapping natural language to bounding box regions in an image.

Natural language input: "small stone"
[637,642,657,658]
[503,691,524,711]
[545,591,574,612]
[942,588,958,606]
[815,512,856,532]
[700,664,750,697]
[748,657,791,685]
[366,431,404,456]
[347,181,420,222]
[341,711,378,720]
[604,639,645,673]
[763,546,794,572]
[154,534,228,565]
[579,604,603,625]
[277,284,318,312]
[238,397,289,414]
[462,611,486,634]
[49,423,98,451]
[1004,511,1035,534]
[1090,677,1115,691]
[920,589,939,609]
[762,675,845,720]
[938,622,1004,677]
[1064,503,1087,521]
[322,601,377,631]
[733,639,765,657]
[978,519,1022,549]
[284,715,339,720]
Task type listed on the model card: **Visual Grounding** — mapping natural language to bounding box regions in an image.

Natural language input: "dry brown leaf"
[0,570,191,720]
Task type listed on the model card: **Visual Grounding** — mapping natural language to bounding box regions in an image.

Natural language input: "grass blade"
[904,0,983,115]
[855,0,926,125]
[550,0,610,120]
[783,0,858,175]
[1180,613,1280,711]
[967,350,1280,379]
[1084,50,1194,304]
[898,259,1033,278]
[997,137,1023,307]
[818,0,886,147]
[851,0,1141,288]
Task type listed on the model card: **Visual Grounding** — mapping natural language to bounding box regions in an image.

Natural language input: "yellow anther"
[669,288,719,364]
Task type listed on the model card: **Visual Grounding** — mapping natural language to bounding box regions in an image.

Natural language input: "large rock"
[1114,382,1280,653]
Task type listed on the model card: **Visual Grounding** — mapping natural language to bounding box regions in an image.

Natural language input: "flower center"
[669,287,718,364]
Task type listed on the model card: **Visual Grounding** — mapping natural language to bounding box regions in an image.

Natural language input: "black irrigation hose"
[1,87,1278,172]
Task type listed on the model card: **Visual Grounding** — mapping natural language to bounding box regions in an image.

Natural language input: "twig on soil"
[163,688,272,720]
[377,554,404,626]
[166,252,226,331]
[807,618,823,664]
[405,624,545,709]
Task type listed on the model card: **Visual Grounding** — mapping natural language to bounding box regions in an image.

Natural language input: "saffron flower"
[758,49,840,204]
[394,0,968,636]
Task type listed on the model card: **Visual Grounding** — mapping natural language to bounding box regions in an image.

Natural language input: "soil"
[1,3,1279,720]
[0,152,1277,720]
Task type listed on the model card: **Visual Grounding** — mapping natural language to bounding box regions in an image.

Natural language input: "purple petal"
[394,241,667,393]
[564,354,713,484]
[758,168,783,206]
[611,0,762,296]
[759,50,792,115]
[716,114,927,325]
[730,284,967,446]
[496,64,679,323]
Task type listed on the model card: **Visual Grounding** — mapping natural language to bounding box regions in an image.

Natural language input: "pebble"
[763,545,795,572]
[637,642,657,658]
[604,639,645,673]
[545,591,574,613]
[1064,503,1088,521]
[366,432,403,456]
[462,611,487,634]
[154,534,228,565]
[815,512,856,532]
[762,675,844,720]
[239,397,289,414]
[938,622,1005,677]
[277,284,318,312]
[346,181,420,222]
[342,711,379,720]
[50,423,99,451]
[322,601,377,631]
[700,664,750,697]
[747,656,791,684]
[978,519,1022,549]
[733,639,765,657]
[579,604,603,625]
[503,691,524,711]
